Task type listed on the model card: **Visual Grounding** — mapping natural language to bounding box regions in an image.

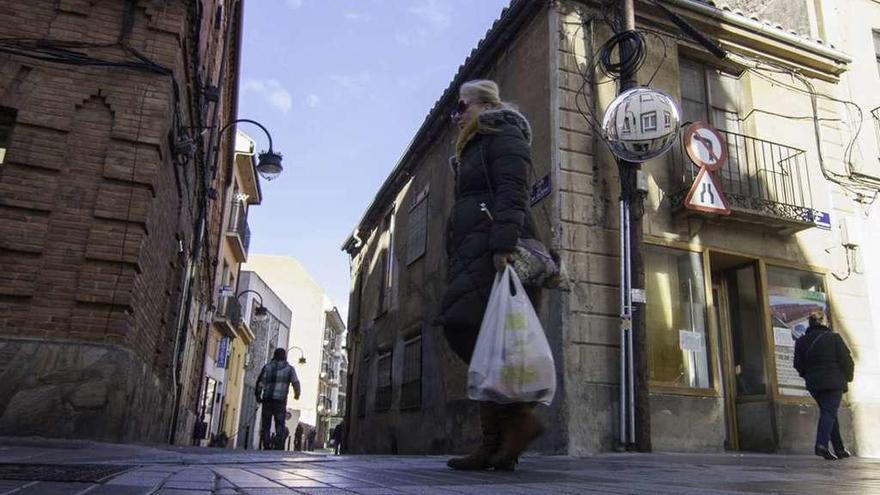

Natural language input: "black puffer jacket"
[438,108,537,363]
[793,324,854,392]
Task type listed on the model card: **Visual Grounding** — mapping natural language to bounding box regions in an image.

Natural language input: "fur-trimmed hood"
[478,107,532,144]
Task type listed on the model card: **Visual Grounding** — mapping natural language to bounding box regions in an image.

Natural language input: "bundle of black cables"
[598,30,647,79]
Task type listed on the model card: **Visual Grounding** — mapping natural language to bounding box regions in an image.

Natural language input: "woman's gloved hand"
[493,251,514,272]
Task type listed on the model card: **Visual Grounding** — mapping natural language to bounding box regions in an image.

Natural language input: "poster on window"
[768,286,827,397]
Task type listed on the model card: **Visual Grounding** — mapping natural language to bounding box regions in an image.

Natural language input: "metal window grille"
[406,187,429,265]
[375,351,392,412]
[400,336,422,410]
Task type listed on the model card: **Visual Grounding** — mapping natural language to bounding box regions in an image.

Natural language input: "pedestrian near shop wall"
[794,313,855,460]
[437,79,547,471]
[257,348,301,450]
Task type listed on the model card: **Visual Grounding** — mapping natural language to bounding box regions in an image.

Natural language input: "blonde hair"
[460,79,502,108]
[455,79,515,159]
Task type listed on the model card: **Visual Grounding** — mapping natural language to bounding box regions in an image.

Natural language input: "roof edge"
[341,0,543,253]
[668,0,852,65]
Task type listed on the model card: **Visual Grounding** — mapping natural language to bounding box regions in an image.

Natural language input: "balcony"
[667,129,819,234]
[225,203,251,261]
[214,295,241,337]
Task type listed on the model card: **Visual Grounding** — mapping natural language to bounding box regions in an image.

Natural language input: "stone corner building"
[0,0,244,443]
[342,0,880,456]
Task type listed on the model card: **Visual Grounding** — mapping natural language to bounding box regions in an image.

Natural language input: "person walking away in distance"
[256,348,301,450]
[794,312,854,460]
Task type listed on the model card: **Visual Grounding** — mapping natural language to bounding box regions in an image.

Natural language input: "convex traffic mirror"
[602,87,681,162]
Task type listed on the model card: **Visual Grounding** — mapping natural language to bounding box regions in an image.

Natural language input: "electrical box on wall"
[839,217,861,249]
[636,170,649,194]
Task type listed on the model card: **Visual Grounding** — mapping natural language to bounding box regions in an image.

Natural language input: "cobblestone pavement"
[1,438,879,494]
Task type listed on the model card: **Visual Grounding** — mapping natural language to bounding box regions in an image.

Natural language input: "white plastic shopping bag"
[467,266,556,405]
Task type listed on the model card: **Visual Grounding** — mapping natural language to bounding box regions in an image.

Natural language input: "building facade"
[0,0,244,443]
[317,308,347,449]
[342,0,880,456]
[235,269,293,450]
[195,130,261,446]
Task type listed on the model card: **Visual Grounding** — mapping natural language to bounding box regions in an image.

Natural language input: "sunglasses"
[451,99,471,118]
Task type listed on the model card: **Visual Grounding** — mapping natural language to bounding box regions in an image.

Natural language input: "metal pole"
[625,199,635,443]
[619,200,627,445]
[617,0,651,451]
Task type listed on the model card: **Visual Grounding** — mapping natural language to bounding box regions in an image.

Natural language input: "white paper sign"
[773,327,796,347]
[678,330,703,352]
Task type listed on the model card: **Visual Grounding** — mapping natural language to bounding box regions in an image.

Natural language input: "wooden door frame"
[712,281,739,451]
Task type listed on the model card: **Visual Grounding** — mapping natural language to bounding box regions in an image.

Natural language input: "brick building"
[342,0,880,456]
[0,0,245,443]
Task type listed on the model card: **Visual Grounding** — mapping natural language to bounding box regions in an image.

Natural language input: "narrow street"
[0,438,878,494]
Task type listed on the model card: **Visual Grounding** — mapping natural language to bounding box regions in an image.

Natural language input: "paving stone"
[238,488,299,495]
[11,481,96,494]
[153,490,212,495]
[87,485,155,495]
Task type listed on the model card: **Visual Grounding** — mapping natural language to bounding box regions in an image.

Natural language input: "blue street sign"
[217,336,229,368]
[804,210,831,230]
[530,174,551,206]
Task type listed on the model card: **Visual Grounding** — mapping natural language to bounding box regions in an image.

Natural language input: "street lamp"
[237,289,269,323]
[215,118,284,181]
[288,345,307,365]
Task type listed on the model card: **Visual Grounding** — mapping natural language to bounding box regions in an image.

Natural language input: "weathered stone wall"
[555,4,623,455]
[0,0,239,443]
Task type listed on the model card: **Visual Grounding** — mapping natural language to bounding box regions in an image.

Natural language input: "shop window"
[646,245,712,389]
[767,266,828,397]
[375,350,392,412]
[0,106,16,165]
[400,335,422,410]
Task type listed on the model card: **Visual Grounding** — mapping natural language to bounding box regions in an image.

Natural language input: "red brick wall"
[0,0,241,442]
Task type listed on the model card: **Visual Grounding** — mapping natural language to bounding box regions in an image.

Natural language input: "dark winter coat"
[438,108,537,363]
[793,324,854,392]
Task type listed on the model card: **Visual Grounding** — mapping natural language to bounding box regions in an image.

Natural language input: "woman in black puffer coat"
[438,80,544,472]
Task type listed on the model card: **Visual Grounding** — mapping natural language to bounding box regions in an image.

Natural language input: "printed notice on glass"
[774,326,809,396]
[678,330,703,352]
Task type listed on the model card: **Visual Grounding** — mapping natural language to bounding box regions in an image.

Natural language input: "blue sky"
[239,0,511,318]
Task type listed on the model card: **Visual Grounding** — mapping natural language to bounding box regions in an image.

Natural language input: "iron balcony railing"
[227,203,251,256]
[668,128,815,224]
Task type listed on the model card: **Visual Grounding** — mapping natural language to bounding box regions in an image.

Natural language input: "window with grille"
[0,106,16,165]
[406,186,428,265]
[375,350,392,412]
[400,336,422,410]
[377,209,395,316]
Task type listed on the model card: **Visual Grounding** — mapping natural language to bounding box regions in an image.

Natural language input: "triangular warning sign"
[684,168,731,215]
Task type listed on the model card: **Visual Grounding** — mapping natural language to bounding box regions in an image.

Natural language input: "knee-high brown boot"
[489,403,545,469]
[447,402,502,470]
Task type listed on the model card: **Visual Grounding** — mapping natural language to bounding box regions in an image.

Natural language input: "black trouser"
[809,389,844,450]
[260,399,287,450]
